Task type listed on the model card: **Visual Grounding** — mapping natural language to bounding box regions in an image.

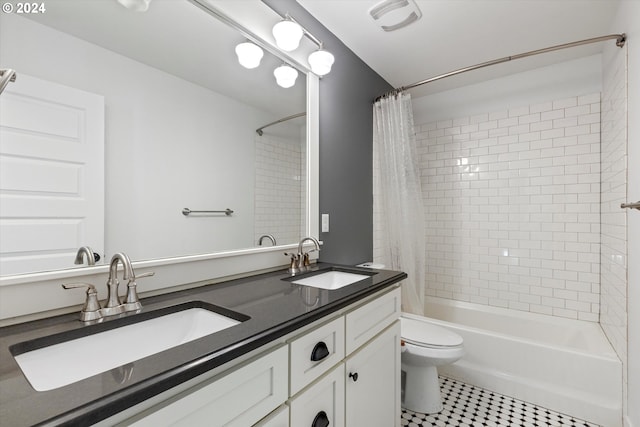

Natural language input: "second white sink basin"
[291,270,371,290]
[13,304,247,391]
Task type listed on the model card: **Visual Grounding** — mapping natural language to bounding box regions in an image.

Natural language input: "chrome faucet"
[74,246,98,266]
[258,234,277,246]
[63,252,154,321]
[103,253,134,316]
[286,237,321,273]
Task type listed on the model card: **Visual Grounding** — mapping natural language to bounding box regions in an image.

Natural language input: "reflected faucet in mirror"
[258,234,277,246]
[74,246,100,266]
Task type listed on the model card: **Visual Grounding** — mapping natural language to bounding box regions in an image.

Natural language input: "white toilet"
[400,313,464,414]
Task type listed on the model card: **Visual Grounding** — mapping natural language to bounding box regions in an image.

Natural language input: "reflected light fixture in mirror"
[308,48,335,76]
[235,41,264,69]
[272,19,304,51]
[274,64,299,88]
[271,14,335,77]
[117,0,151,12]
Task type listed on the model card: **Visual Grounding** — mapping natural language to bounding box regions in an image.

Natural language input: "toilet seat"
[400,316,463,349]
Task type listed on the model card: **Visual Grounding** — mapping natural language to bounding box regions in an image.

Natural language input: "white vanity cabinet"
[113,286,401,427]
[254,404,289,427]
[345,321,401,427]
[287,286,402,427]
[290,364,345,427]
[127,345,288,427]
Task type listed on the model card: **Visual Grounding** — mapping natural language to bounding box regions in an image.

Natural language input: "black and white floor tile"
[401,376,600,427]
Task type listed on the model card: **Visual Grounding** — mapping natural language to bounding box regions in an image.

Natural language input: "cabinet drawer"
[290,315,345,395]
[130,345,288,427]
[345,287,401,354]
[290,364,345,427]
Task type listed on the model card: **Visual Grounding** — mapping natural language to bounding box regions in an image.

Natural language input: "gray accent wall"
[263,0,393,265]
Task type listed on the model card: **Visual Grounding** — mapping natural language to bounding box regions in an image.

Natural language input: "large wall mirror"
[0,0,312,279]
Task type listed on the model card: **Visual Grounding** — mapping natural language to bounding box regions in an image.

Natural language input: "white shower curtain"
[373,92,425,315]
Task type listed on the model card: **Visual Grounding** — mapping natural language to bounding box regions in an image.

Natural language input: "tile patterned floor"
[401,376,601,427]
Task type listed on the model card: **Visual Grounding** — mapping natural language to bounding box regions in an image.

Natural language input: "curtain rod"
[256,112,306,135]
[375,33,626,102]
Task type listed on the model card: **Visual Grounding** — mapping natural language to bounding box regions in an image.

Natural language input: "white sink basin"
[13,307,244,391]
[291,271,371,290]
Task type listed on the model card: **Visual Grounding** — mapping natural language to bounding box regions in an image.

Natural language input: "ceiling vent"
[368,0,422,32]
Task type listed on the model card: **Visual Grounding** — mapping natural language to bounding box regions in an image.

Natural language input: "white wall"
[1,13,276,262]
[600,25,629,418]
[412,55,603,124]
[609,3,640,426]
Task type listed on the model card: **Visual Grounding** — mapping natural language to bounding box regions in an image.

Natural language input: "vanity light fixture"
[235,41,264,69]
[272,19,304,51]
[308,48,335,76]
[273,64,299,88]
[271,14,335,77]
[116,0,151,12]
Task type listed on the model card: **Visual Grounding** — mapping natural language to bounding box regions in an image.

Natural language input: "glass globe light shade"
[273,65,299,88]
[235,42,264,69]
[117,0,151,11]
[272,20,304,51]
[308,49,335,76]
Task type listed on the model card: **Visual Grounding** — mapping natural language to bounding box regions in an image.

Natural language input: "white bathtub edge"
[416,298,623,427]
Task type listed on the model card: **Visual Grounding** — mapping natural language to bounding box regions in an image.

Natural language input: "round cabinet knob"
[349,372,359,382]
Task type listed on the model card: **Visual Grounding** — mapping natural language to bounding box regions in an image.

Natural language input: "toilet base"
[401,363,443,414]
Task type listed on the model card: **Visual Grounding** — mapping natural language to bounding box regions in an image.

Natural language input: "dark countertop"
[0,263,406,426]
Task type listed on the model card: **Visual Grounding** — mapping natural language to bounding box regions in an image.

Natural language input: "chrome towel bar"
[182,208,233,216]
[621,201,640,211]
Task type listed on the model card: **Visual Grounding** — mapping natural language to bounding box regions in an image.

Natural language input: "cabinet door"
[290,364,345,427]
[345,321,401,427]
[345,287,401,355]
[129,345,288,427]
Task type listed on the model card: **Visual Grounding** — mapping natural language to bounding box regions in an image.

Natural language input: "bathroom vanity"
[0,264,405,426]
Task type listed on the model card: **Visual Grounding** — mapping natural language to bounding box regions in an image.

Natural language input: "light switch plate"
[321,214,329,232]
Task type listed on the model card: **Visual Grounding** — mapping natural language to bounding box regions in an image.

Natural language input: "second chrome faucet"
[286,237,321,274]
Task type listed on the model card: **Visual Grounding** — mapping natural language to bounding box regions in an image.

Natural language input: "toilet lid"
[401,317,463,348]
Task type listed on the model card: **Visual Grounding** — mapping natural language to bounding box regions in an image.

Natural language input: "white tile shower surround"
[401,376,600,427]
[254,134,306,245]
[416,93,602,321]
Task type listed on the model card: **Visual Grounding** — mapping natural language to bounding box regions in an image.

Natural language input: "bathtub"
[408,297,622,427]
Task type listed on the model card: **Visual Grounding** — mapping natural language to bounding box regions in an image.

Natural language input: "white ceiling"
[297,0,622,98]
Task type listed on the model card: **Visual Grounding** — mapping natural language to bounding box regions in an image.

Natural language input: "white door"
[0,73,104,275]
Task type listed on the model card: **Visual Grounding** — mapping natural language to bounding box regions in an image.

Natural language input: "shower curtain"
[373,91,426,315]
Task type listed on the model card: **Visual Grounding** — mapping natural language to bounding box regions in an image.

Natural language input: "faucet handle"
[285,252,301,274]
[133,271,154,280]
[123,271,154,313]
[62,283,103,322]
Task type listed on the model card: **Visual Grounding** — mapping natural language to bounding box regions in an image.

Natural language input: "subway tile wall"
[254,134,306,247]
[600,44,628,381]
[415,93,602,321]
